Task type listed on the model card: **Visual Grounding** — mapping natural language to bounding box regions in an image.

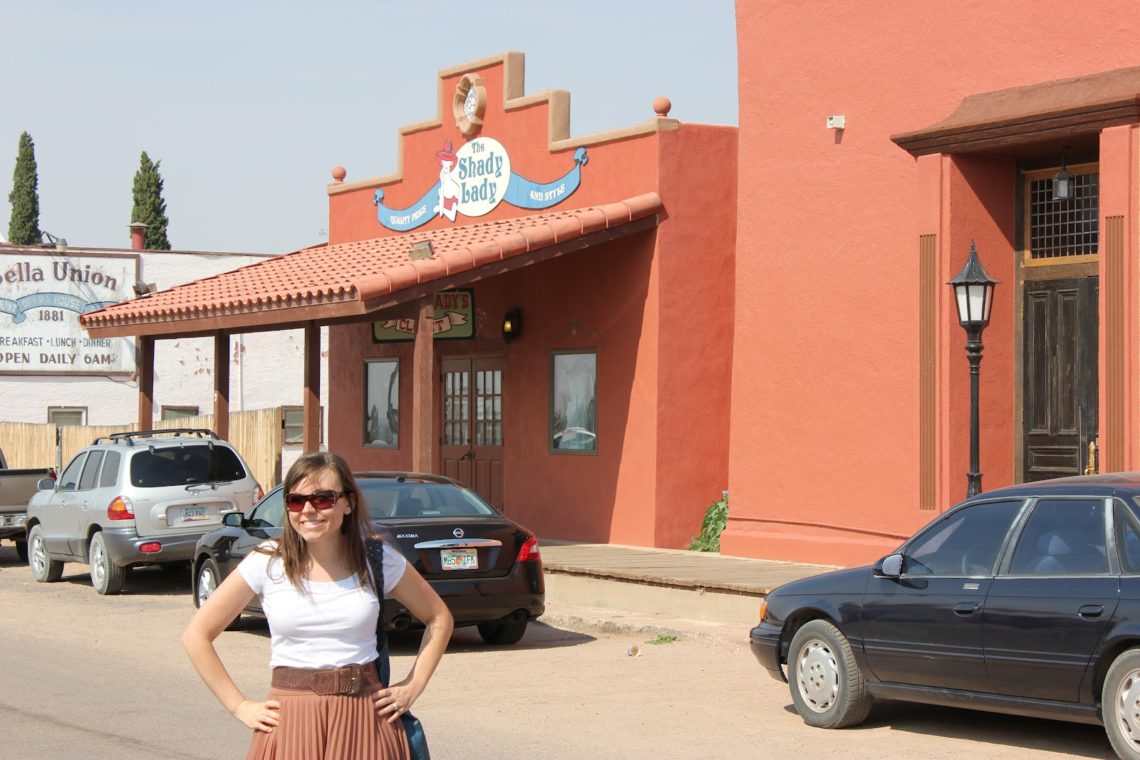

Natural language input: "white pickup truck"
[0,447,55,561]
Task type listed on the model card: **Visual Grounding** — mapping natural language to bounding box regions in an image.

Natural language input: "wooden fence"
[0,408,285,491]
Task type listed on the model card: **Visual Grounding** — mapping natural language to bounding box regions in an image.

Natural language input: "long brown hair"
[270,452,372,591]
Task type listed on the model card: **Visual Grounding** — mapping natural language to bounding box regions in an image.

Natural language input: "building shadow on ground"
[781,699,1112,758]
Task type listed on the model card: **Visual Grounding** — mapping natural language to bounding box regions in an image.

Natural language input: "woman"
[182,452,453,759]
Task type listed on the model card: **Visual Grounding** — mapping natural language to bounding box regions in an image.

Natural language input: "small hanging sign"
[372,289,475,342]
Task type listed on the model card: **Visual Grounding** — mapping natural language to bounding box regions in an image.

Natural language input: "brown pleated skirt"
[245,668,409,760]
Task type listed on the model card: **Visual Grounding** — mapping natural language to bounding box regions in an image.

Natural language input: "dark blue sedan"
[751,473,1140,759]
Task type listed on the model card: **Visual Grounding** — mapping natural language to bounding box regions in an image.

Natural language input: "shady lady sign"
[372,137,588,232]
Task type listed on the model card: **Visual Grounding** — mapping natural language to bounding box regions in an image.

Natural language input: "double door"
[440,357,504,509]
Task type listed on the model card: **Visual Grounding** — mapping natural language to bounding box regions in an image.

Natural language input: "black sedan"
[751,473,1140,759]
[193,472,544,645]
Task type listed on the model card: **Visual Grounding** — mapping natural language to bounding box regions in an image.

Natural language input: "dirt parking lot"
[0,545,1117,759]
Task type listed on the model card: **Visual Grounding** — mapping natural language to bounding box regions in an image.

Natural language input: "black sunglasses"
[284,490,344,512]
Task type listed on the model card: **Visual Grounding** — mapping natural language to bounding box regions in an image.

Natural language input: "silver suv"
[25,429,262,594]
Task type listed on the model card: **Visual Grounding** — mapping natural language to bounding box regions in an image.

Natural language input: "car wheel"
[477,619,528,645]
[1103,648,1140,759]
[28,526,63,583]
[195,558,240,630]
[15,539,28,563]
[787,619,872,728]
[89,532,126,595]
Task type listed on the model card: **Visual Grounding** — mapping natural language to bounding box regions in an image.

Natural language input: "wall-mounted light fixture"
[1053,146,1074,201]
[502,309,522,343]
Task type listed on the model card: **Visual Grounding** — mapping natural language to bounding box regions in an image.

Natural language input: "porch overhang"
[892,65,1140,157]
[80,192,662,339]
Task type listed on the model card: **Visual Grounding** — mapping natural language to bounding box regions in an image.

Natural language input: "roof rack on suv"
[91,428,219,446]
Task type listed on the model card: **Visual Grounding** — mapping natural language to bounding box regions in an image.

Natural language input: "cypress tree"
[7,131,42,245]
[130,151,171,249]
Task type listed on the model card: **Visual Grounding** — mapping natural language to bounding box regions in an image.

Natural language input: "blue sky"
[0,2,737,253]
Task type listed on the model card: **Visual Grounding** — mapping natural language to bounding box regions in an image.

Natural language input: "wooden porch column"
[137,336,154,430]
[213,332,230,439]
[303,322,321,453]
[411,295,435,473]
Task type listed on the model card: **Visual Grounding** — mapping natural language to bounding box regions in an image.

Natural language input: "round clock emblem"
[453,73,487,137]
[464,87,478,121]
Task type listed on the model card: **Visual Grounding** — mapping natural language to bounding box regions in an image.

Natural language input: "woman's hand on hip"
[373,681,423,724]
[233,699,280,732]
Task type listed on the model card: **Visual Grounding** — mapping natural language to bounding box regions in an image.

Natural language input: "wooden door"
[1023,277,1098,481]
[440,357,504,508]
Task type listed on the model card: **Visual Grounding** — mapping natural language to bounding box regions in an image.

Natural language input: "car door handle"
[953,602,980,616]
[1078,605,1105,618]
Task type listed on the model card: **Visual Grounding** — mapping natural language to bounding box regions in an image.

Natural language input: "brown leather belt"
[271,662,379,696]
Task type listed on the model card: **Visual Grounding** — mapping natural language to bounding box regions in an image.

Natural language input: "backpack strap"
[365,538,392,687]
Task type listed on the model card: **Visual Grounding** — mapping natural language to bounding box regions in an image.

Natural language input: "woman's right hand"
[232,699,281,732]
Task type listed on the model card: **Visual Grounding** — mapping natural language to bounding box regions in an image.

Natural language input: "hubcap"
[796,638,839,713]
[197,566,216,607]
[1117,668,1140,749]
[91,539,105,588]
[31,534,46,575]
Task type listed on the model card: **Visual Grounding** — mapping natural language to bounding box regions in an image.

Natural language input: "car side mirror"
[874,553,904,578]
[36,477,56,491]
[222,511,244,528]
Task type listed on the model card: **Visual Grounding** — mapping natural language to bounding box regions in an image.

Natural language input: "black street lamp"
[948,241,998,497]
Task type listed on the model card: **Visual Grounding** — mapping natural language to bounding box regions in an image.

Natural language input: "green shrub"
[689,490,728,552]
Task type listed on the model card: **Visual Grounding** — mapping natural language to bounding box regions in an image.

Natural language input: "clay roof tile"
[81,193,663,333]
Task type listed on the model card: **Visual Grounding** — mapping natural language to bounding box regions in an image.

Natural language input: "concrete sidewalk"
[537,540,839,635]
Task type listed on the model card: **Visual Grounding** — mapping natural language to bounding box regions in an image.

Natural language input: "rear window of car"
[129,445,247,488]
[359,480,498,519]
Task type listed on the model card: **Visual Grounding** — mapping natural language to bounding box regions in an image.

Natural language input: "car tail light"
[107,496,135,521]
[517,536,540,562]
[255,485,264,503]
[139,542,161,553]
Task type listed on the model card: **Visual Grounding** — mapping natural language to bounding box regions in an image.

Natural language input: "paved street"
[0,545,1117,759]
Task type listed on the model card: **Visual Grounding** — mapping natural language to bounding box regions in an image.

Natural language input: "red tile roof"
[81,192,661,337]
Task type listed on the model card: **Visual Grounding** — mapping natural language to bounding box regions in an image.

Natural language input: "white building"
[0,233,327,444]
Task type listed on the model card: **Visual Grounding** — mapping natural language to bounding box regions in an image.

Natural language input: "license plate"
[441,548,477,571]
[182,506,209,522]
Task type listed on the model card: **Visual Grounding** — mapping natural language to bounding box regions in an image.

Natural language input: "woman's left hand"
[373,679,423,724]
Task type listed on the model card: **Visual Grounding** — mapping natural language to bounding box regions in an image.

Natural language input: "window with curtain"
[550,351,597,453]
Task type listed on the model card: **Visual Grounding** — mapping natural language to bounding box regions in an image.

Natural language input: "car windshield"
[359,479,498,519]
[129,445,247,488]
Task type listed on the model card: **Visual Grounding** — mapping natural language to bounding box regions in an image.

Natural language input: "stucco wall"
[327,229,660,545]
[724,0,1140,565]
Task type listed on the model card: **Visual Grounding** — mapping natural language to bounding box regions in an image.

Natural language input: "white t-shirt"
[237,542,407,669]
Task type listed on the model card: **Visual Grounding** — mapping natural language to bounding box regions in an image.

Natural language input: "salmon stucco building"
[721,0,1140,565]
[81,52,738,551]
